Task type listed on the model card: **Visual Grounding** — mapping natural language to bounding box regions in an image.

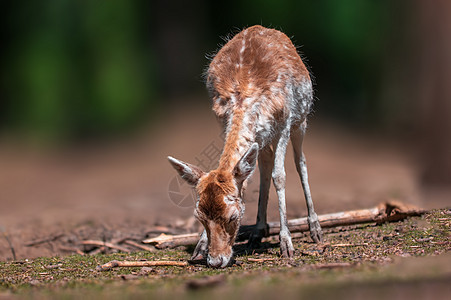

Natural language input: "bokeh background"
[0,0,450,259]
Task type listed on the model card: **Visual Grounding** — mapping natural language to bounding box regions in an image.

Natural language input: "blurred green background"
[1,0,450,183]
[0,0,408,139]
[1,1,156,140]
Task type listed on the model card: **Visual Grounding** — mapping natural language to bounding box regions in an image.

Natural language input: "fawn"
[168,25,322,268]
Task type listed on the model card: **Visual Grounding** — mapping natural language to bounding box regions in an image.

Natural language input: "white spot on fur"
[230,94,237,105]
[239,32,246,66]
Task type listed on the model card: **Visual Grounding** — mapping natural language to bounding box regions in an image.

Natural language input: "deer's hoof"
[308,215,323,243]
[279,233,294,258]
[247,226,268,250]
[191,237,208,260]
[191,251,207,261]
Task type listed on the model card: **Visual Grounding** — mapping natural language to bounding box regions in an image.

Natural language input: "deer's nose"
[207,255,224,268]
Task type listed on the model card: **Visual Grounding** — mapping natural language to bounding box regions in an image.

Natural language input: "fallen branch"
[143,233,200,249]
[142,201,425,249]
[238,200,426,240]
[96,260,188,271]
[81,240,130,253]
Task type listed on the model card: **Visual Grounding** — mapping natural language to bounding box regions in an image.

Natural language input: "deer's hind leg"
[248,144,274,249]
[291,121,323,243]
[273,124,295,258]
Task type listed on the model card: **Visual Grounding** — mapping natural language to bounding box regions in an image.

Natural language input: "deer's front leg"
[191,230,208,260]
[272,127,294,258]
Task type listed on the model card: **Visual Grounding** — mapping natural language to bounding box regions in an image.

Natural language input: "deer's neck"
[218,106,256,172]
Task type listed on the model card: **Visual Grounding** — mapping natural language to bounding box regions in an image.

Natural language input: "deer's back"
[206,25,313,127]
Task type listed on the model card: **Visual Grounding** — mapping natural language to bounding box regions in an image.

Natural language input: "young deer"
[168,25,322,268]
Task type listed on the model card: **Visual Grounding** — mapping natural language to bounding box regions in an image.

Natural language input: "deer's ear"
[168,156,205,186]
[233,143,258,185]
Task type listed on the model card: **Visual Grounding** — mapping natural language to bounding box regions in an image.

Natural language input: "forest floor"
[0,209,450,299]
[0,103,450,299]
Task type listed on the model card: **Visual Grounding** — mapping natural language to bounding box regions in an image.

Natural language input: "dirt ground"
[0,209,449,299]
[0,102,449,261]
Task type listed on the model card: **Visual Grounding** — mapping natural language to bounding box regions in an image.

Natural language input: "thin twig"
[247,257,276,262]
[81,240,130,253]
[25,233,64,247]
[89,246,106,255]
[96,260,188,271]
[1,228,17,260]
[331,243,369,247]
[59,246,85,256]
[123,240,156,252]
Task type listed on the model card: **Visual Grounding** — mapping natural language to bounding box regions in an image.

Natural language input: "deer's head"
[168,143,258,268]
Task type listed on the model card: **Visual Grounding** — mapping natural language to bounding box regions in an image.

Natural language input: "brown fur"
[208,25,309,107]
[218,107,245,171]
[207,25,311,172]
[196,171,235,222]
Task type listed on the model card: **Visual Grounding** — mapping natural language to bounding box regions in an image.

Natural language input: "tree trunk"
[416,0,451,187]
